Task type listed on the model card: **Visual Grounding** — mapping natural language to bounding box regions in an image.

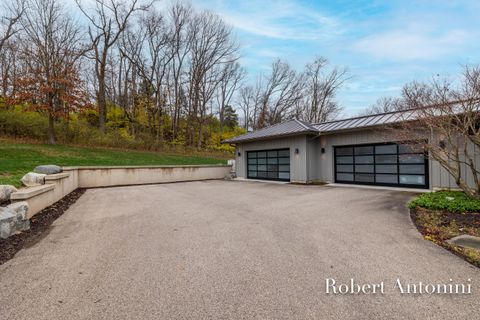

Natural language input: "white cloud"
[352,28,472,61]
[193,0,342,41]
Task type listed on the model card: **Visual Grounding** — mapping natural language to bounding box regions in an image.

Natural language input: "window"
[247,148,290,181]
[334,142,428,188]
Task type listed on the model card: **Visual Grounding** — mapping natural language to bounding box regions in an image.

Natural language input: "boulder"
[7,201,29,221]
[21,172,46,187]
[0,207,17,239]
[34,165,63,175]
[0,185,17,203]
[447,234,480,250]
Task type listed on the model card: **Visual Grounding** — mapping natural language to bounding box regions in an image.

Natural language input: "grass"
[408,190,480,213]
[0,139,228,188]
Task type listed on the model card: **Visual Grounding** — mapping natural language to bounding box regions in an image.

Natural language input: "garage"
[334,142,429,188]
[247,148,290,181]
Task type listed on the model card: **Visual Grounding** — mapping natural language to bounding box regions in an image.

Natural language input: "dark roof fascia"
[222,131,318,145]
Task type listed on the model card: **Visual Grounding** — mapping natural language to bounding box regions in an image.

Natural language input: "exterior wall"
[315,128,480,190]
[74,165,230,188]
[234,127,480,190]
[306,136,322,182]
[316,129,400,184]
[235,135,310,183]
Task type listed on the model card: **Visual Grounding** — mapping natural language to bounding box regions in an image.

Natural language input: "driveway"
[0,180,478,319]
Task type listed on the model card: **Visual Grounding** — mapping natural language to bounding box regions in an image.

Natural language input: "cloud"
[193,0,342,41]
[352,28,472,61]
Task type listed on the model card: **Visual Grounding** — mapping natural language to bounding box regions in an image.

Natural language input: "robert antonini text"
[325,278,472,295]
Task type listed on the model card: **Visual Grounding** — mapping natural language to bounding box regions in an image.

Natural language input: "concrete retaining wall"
[10,165,231,218]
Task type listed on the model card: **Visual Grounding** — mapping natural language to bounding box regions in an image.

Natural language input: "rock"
[34,165,63,175]
[0,185,17,203]
[224,172,236,180]
[447,234,480,250]
[21,172,46,187]
[0,207,17,239]
[7,201,29,221]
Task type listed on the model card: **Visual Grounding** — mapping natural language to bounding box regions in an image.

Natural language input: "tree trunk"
[97,75,107,133]
[197,121,203,149]
[157,112,164,146]
[48,114,57,145]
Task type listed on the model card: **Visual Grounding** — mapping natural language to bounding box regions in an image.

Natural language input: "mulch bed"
[410,207,480,268]
[0,188,86,265]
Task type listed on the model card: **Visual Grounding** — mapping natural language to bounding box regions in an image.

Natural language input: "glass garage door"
[247,149,290,181]
[334,143,428,188]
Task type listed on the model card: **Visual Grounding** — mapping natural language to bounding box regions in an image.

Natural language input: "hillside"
[0,139,228,188]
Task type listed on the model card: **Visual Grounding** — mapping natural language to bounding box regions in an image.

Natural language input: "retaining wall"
[10,165,231,218]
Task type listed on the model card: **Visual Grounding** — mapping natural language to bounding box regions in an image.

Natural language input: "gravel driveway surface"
[0,180,478,319]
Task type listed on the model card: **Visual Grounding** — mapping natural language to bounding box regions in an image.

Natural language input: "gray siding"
[235,135,309,183]
[316,129,399,183]
[315,128,480,190]
[234,128,480,190]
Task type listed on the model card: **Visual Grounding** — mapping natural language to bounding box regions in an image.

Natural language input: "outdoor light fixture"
[321,147,325,154]
[295,148,299,154]
[237,151,241,157]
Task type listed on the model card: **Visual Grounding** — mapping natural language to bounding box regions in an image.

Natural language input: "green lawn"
[0,139,227,188]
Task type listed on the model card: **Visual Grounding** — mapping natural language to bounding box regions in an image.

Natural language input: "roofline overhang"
[221,130,318,145]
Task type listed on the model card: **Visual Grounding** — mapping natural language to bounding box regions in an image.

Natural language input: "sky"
[191,0,480,116]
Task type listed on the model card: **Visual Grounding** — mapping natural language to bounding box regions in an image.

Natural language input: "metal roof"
[313,108,418,132]
[222,108,419,144]
[222,118,318,144]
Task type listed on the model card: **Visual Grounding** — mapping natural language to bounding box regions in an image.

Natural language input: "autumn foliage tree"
[8,0,90,144]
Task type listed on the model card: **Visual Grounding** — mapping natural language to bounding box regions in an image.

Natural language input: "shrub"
[409,191,480,213]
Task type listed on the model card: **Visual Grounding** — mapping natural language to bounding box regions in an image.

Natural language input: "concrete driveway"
[0,180,478,319]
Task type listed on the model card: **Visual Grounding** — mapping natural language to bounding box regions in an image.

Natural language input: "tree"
[0,0,25,97]
[237,57,347,130]
[119,8,174,143]
[75,0,152,133]
[298,57,348,123]
[0,0,25,52]
[185,10,239,147]
[222,105,238,128]
[238,85,255,129]
[393,66,480,197]
[10,0,90,144]
[361,96,404,115]
[257,59,303,128]
[216,62,244,132]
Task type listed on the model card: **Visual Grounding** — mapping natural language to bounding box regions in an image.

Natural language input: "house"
[222,108,475,190]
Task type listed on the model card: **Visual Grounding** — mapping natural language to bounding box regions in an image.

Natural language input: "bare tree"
[185,10,239,147]
[361,96,404,115]
[393,66,480,197]
[0,0,25,97]
[238,86,254,129]
[0,0,25,52]
[167,2,192,140]
[255,59,303,128]
[216,62,244,132]
[75,0,152,133]
[298,57,348,123]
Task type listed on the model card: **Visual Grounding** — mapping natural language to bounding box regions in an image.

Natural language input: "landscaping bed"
[0,188,85,265]
[409,191,480,268]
